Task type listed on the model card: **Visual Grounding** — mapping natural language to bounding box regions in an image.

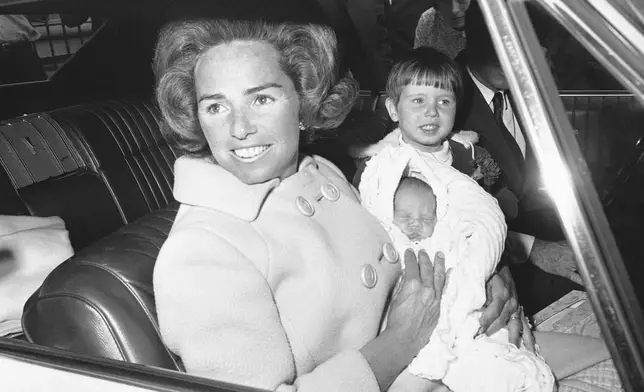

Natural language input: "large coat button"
[320,183,340,202]
[360,264,378,289]
[295,196,315,217]
[382,243,399,264]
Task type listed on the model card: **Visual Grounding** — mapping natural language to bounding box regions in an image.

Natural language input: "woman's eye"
[254,95,275,106]
[412,98,424,104]
[206,103,227,115]
[440,99,452,106]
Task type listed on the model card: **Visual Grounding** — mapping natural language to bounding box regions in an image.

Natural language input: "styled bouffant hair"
[153,19,359,158]
[385,46,464,108]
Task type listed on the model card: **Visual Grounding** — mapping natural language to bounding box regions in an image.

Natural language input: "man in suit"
[455,2,583,289]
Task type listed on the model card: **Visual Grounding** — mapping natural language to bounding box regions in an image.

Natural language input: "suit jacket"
[154,155,400,391]
[455,61,564,240]
[315,0,392,90]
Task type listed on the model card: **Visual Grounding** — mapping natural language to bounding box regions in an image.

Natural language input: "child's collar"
[396,129,453,166]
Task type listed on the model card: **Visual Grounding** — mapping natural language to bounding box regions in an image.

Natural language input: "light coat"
[154,155,402,391]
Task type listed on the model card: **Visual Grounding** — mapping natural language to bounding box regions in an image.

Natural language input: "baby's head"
[393,176,438,242]
[385,47,464,153]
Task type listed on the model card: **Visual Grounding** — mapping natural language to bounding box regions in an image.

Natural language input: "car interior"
[1,0,644,390]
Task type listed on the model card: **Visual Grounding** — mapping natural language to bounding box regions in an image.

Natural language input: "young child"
[351,47,518,221]
[356,47,555,392]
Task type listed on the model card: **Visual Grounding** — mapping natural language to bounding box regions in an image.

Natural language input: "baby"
[356,47,555,392]
[393,176,438,243]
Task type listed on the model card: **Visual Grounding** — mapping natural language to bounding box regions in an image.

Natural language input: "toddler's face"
[393,185,438,242]
[386,84,457,153]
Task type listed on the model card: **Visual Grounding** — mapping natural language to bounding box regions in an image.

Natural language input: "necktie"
[492,91,505,125]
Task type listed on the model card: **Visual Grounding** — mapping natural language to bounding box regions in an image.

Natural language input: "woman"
[152,18,451,391]
[151,18,608,392]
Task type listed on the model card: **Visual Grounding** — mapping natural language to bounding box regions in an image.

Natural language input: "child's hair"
[385,46,464,108]
[395,176,436,205]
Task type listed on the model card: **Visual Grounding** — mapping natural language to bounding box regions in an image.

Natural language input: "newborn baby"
[393,177,438,243]
[359,144,555,392]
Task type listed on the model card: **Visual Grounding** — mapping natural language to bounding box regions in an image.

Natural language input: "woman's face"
[195,40,301,185]
[436,0,471,30]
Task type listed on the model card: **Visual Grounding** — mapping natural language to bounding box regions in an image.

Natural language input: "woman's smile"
[231,145,271,162]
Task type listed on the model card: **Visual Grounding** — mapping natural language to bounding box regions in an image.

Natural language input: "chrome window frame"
[477,1,644,390]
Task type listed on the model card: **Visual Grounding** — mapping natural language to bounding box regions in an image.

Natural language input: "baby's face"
[393,185,437,242]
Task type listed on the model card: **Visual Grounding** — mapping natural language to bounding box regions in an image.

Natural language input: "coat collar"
[173,155,319,222]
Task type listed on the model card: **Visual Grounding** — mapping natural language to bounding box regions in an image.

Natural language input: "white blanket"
[0,215,73,337]
[359,144,555,392]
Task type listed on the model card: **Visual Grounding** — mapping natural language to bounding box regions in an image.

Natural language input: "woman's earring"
[299,121,307,131]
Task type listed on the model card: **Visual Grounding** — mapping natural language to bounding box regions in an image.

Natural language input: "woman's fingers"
[417,250,434,289]
[522,309,536,353]
[505,313,522,348]
[477,275,508,336]
[486,295,518,336]
[403,249,421,282]
[432,252,446,295]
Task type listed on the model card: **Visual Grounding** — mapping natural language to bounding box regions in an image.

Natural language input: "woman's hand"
[386,249,448,350]
[361,249,447,390]
[477,266,521,343]
[477,266,538,352]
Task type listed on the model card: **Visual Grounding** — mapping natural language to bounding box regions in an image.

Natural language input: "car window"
[525,0,644,298]
[0,13,104,86]
[496,0,644,390]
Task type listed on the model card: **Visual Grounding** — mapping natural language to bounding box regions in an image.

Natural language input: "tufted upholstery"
[4,92,642,375]
[49,99,178,225]
[0,99,178,249]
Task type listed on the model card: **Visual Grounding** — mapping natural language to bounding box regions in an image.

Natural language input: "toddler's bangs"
[406,66,456,93]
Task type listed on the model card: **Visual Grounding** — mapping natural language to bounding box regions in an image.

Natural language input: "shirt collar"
[467,66,499,105]
[173,155,318,222]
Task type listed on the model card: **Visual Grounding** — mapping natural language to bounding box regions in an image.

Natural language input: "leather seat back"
[22,202,184,371]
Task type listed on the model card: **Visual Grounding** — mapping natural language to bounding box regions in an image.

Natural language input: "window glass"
[0,14,103,85]
[525,2,644,306]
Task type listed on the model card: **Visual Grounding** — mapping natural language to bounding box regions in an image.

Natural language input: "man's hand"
[478,266,520,345]
[530,239,583,285]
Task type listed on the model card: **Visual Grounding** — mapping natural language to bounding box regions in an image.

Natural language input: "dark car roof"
[0,0,330,26]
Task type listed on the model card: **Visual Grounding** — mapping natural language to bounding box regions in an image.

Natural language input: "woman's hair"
[154,19,359,157]
[385,46,464,108]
